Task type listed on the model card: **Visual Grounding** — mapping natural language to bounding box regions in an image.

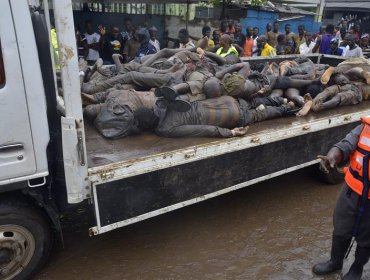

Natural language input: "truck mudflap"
[89,122,357,236]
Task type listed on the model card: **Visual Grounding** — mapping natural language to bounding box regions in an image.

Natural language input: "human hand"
[98,25,106,36]
[231,126,249,137]
[317,154,336,173]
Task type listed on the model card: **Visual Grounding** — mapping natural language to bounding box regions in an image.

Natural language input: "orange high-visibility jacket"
[345,116,370,198]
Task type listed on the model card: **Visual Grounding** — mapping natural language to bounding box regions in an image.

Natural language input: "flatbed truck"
[0,1,369,279]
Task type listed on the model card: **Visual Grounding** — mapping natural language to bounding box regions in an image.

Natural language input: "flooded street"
[35,168,369,280]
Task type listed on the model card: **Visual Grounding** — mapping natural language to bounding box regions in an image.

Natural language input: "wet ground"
[35,168,370,280]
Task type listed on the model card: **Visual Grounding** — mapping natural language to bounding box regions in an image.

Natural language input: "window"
[0,42,5,88]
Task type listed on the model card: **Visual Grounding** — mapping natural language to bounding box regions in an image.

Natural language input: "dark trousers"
[82,72,171,94]
[238,97,286,126]
[333,184,370,247]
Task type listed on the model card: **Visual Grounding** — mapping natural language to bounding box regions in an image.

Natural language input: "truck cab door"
[0,1,37,181]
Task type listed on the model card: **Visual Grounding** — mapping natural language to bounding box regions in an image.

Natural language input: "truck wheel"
[0,203,52,280]
[318,164,345,185]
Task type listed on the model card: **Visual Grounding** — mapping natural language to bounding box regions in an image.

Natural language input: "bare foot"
[320,67,335,85]
[296,100,313,117]
[312,98,324,112]
[112,54,124,73]
[362,71,370,85]
[304,93,313,102]
[81,92,96,105]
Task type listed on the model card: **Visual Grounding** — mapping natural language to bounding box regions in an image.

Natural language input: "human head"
[204,77,222,98]
[235,22,242,33]
[253,27,259,37]
[84,20,93,34]
[361,33,369,47]
[134,107,158,131]
[344,33,356,48]
[137,28,150,44]
[257,35,267,49]
[124,18,133,32]
[340,27,347,39]
[273,21,279,32]
[246,26,253,37]
[202,26,211,38]
[305,31,313,44]
[285,24,291,34]
[266,23,272,32]
[228,19,235,30]
[212,30,221,43]
[148,26,158,40]
[354,24,360,32]
[220,34,231,48]
[178,28,190,44]
[332,73,350,86]
[298,25,305,36]
[319,26,325,34]
[110,26,120,39]
[326,24,335,35]
[277,34,286,44]
[220,20,228,32]
[341,20,348,29]
[94,104,137,138]
[330,38,339,51]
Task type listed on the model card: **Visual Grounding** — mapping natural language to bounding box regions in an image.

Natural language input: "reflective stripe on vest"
[216,45,239,58]
[344,117,370,198]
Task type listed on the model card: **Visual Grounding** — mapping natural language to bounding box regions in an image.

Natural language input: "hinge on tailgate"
[77,130,86,166]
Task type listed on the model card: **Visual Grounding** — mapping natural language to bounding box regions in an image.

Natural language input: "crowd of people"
[68,16,370,140]
[76,17,370,68]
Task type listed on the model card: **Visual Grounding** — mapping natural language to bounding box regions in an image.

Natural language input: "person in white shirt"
[252,27,259,57]
[299,32,315,55]
[83,20,102,64]
[344,34,364,58]
[178,29,195,49]
[148,26,160,52]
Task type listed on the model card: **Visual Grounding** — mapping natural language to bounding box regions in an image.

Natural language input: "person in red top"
[243,26,254,57]
[228,19,235,34]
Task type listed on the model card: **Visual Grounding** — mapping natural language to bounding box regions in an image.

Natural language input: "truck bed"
[86,102,370,168]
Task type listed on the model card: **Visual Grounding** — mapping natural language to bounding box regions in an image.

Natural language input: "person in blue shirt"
[326,38,344,56]
[135,28,157,62]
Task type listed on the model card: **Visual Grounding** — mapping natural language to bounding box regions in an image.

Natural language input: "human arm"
[318,124,363,173]
[233,44,244,57]
[215,62,247,79]
[312,35,321,53]
[158,124,248,138]
[197,37,209,50]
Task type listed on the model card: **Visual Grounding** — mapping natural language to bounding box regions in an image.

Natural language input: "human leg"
[270,89,284,97]
[82,71,174,94]
[342,246,370,280]
[249,96,285,108]
[285,88,304,107]
[312,184,356,275]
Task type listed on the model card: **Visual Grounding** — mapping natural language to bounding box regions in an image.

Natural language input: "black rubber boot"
[312,236,352,275]
[342,246,370,280]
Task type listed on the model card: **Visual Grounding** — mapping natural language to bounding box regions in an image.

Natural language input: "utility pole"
[316,0,325,22]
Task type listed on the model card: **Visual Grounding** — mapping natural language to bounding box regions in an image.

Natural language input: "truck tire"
[0,201,52,280]
[318,164,345,185]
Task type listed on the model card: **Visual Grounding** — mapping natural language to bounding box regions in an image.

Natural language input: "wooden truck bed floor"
[85,102,370,168]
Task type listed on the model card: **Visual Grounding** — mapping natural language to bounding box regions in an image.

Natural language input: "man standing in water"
[313,119,370,279]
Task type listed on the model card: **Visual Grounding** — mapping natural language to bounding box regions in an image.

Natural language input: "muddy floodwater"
[35,168,370,280]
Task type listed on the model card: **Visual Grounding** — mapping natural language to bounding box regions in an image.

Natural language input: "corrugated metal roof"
[325,1,370,9]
